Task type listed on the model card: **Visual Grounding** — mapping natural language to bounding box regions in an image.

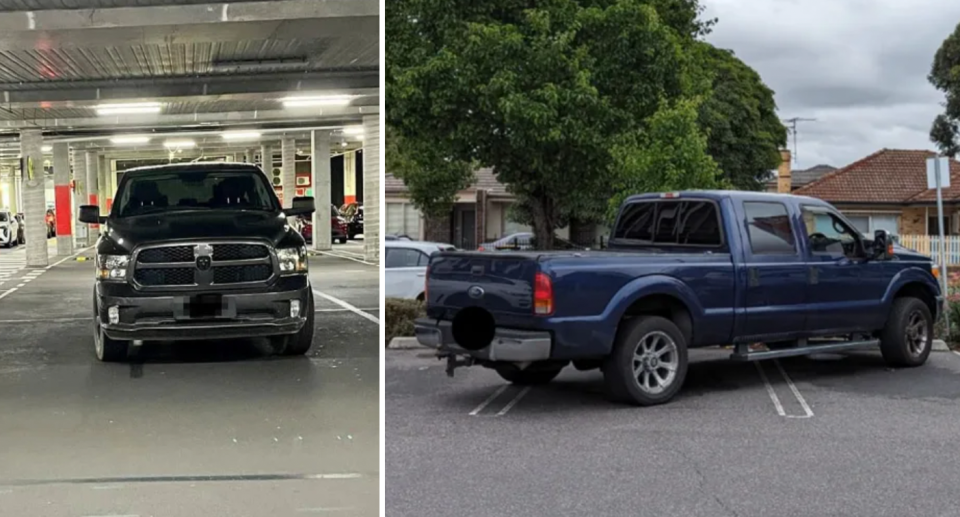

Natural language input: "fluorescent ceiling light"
[96,102,162,116]
[342,126,364,135]
[41,145,52,152]
[221,131,262,141]
[111,135,150,145]
[281,95,354,108]
[163,139,195,149]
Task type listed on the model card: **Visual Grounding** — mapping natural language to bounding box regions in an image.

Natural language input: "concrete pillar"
[72,148,87,247]
[9,164,19,214]
[362,115,380,262]
[52,143,74,257]
[84,151,99,246]
[280,136,295,208]
[343,151,357,205]
[20,129,48,267]
[311,131,332,251]
[260,144,271,170]
[98,154,108,213]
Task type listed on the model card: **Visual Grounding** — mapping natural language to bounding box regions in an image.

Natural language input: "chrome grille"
[132,242,275,289]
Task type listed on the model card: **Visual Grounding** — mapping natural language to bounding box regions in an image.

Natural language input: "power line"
[782,117,817,164]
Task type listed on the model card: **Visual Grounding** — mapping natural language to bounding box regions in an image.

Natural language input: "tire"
[602,315,688,406]
[93,291,129,362]
[273,293,315,356]
[879,297,933,367]
[338,237,347,244]
[494,363,563,385]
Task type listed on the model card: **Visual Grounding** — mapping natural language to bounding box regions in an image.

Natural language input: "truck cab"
[415,191,942,406]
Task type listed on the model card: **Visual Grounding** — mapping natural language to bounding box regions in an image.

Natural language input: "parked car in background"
[385,241,455,301]
[0,210,22,248]
[299,214,348,245]
[477,232,585,251]
[45,209,56,238]
[418,190,941,406]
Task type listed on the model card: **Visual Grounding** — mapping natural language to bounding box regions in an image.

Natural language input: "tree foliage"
[387,0,718,247]
[929,22,960,157]
[385,125,475,217]
[697,44,788,190]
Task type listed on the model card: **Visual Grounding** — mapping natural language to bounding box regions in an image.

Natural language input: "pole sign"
[927,156,951,337]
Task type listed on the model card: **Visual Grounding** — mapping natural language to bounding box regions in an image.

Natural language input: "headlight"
[277,246,308,274]
[97,254,129,281]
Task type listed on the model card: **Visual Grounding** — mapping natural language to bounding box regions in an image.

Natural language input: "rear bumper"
[98,285,310,341]
[413,318,551,362]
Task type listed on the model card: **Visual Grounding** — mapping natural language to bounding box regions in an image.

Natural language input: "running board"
[729,339,880,362]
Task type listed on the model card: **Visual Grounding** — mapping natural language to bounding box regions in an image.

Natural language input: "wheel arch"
[619,293,694,346]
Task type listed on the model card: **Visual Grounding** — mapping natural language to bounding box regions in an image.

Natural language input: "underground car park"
[0,2,380,515]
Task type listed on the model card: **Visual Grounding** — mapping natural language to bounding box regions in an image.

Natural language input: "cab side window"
[385,248,427,268]
[801,207,861,257]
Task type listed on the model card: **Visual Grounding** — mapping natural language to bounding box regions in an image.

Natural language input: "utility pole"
[783,117,817,164]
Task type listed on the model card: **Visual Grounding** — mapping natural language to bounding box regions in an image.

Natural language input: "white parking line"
[496,387,531,416]
[312,250,378,267]
[755,362,786,417]
[755,361,813,419]
[312,289,379,324]
[469,385,509,416]
[774,360,814,419]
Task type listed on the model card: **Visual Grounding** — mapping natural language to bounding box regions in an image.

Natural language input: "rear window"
[612,200,723,247]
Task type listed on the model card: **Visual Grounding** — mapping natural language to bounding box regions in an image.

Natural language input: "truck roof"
[120,161,265,176]
[623,190,830,207]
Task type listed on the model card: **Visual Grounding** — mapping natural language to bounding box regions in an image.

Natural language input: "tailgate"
[427,252,539,315]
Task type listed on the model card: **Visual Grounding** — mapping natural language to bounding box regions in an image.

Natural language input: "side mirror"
[78,205,102,224]
[872,229,891,259]
[286,196,316,217]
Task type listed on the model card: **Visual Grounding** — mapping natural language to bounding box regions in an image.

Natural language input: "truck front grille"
[135,267,195,286]
[132,242,275,289]
[213,264,272,284]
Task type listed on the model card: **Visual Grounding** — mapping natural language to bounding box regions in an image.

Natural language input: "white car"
[0,210,20,248]
[385,240,455,300]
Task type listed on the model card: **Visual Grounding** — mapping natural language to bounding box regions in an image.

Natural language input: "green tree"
[697,44,788,190]
[386,125,475,217]
[929,22,960,157]
[387,0,715,248]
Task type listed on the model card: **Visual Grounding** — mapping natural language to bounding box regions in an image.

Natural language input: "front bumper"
[98,285,310,341]
[413,318,552,362]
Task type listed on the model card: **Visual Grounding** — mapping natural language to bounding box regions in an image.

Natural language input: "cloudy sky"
[703,0,960,170]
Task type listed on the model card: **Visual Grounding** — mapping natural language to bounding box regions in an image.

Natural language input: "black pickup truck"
[79,163,316,362]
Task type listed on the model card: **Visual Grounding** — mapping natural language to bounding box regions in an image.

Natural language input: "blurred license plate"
[188,294,222,319]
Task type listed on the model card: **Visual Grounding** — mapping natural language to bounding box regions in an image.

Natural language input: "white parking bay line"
[312,289,379,324]
[496,387,531,416]
[469,386,509,416]
[754,362,786,417]
[774,360,814,418]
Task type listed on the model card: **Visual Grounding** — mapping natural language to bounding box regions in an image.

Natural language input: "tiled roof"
[794,149,960,204]
[792,164,837,186]
[385,167,511,197]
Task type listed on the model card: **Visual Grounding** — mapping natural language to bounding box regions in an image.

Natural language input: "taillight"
[534,271,554,316]
[478,246,485,251]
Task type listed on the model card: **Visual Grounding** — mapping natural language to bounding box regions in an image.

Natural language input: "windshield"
[114,170,278,218]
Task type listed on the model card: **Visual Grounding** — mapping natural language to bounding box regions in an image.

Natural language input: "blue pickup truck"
[415,191,944,406]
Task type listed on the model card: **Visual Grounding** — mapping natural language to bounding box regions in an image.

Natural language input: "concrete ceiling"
[0,0,379,163]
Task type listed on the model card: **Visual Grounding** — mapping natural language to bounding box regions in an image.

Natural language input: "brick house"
[791,149,960,237]
[386,168,553,248]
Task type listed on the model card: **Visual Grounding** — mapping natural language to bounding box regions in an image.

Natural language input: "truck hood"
[100,210,299,254]
[892,243,934,262]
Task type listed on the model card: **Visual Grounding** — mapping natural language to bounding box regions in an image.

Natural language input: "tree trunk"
[530,197,555,250]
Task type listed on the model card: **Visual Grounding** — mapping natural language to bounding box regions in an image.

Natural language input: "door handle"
[416,273,425,277]
[808,266,819,284]
[748,268,759,287]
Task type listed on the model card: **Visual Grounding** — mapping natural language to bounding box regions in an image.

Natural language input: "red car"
[299,215,348,244]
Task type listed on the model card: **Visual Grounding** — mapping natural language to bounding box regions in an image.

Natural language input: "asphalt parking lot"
[0,241,379,517]
[386,346,960,517]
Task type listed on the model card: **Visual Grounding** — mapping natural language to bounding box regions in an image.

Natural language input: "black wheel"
[879,297,933,367]
[603,315,688,406]
[494,363,563,385]
[273,293,315,356]
[339,237,348,244]
[93,291,129,362]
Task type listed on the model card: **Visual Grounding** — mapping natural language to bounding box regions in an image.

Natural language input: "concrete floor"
[387,347,960,517]
[0,243,380,517]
